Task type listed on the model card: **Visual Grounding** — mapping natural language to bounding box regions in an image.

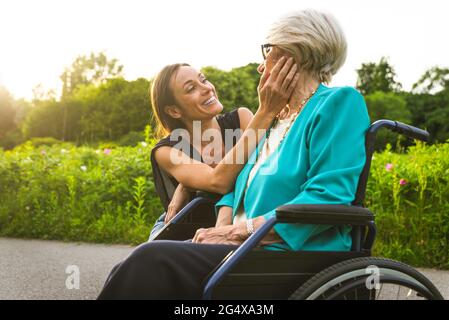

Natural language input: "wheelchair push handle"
[392,121,429,142]
[370,119,429,142]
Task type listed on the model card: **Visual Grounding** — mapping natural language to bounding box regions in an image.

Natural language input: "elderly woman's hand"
[192,224,247,245]
[258,57,299,117]
[193,217,284,246]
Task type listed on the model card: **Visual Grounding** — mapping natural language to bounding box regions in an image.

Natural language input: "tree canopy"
[60,52,124,98]
[356,57,402,95]
[1,54,448,150]
[412,67,449,94]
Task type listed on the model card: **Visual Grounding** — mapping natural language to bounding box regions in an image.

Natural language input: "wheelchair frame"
[151,120,444,300]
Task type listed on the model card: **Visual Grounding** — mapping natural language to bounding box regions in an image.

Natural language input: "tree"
[60,52,124,98]
[0,87,32,149]
[356,57,402,96]
[73,78,151,143]
[0,86,17,140]
[404,91,449,143]
[20,76,151,144]
[32,83,57,102]
[412,67,449,94]
[201,63,260,113]
[21,100,64,140]
[12,98,32,126]
[365,91,411,150]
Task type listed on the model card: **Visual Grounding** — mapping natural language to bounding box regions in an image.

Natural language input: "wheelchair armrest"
[150,196,218,241]
[170,196,217,224]
[275,204,374,225]
[203,205,375,298]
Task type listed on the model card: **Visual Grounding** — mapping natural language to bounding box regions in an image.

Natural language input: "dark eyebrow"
[183,74,204,89]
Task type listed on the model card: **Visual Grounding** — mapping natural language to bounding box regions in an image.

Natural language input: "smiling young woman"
[148,61,299,238]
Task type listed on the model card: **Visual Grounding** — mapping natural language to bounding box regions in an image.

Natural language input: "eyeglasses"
[261,44,273,60]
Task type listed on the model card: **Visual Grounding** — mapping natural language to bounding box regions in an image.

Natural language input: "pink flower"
[399,179,408,186]
[103,148,112,155]
[385,163,394,171]
[40,150,46,155]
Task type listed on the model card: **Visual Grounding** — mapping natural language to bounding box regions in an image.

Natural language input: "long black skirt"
[97,240,238,300]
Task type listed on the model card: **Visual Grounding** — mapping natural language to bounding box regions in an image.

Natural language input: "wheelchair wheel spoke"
[396,284,401,300]
[376,284,383,300]
[375,284,427,300]
[291,257,442,300]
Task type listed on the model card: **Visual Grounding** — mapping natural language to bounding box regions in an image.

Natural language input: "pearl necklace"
[257,89,316,159]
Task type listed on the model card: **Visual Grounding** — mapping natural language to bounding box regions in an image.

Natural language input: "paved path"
[0,237,448,300]
[0,238,133,300]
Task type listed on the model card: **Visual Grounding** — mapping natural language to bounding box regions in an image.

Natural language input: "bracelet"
[246,219,255,237]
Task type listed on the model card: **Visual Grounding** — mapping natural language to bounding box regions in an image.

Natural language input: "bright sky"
[1,0,448,101]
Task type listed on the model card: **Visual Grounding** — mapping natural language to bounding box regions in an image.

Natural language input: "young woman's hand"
[258,57,299,117]
[164,184,191,224]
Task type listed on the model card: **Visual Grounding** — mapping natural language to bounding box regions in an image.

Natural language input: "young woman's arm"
[155,57,299,194]
[164,107,253,219]
[237,107,254,130]
[164,183,192,223]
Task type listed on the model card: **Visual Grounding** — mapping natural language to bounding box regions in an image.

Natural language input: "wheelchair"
[150,120,445,300]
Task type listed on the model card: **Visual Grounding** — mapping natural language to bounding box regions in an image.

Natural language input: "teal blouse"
[216,84,370,252]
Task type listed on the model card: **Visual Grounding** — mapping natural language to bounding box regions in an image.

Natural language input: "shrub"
[367,142,449,268]
[0,141,161,245]
[29,137,64,147]
[117,131,145,147]
[0,141,448,268]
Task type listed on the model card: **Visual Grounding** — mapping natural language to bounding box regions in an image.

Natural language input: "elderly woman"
[98,9,370,299]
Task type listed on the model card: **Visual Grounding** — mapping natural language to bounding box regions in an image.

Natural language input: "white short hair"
[266,10,347,83]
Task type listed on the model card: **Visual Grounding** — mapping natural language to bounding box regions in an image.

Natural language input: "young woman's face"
[169,66,223,121]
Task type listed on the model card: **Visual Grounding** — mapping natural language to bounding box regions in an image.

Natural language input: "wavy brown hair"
[150,63,190,138]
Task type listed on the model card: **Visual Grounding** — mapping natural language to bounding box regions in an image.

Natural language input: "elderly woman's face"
[257,46,292,75]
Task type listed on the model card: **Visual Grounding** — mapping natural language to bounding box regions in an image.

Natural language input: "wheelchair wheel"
[290,257,444,300]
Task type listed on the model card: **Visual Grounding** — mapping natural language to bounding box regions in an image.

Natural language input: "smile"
[203,96,216,106]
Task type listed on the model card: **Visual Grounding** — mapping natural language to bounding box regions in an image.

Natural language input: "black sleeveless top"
[151,109,242,211]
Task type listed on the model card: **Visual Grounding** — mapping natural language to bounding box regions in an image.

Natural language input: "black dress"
[97,110,245,299]
[151,109,242,211]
